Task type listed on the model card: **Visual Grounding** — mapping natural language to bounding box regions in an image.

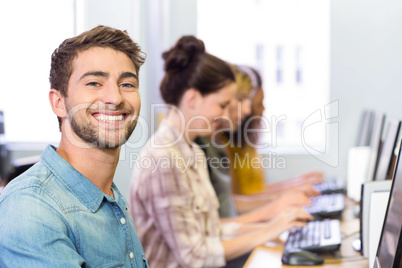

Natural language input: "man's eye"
[220,103,229,110]
[87,82,100,86]
[121,83,136,88]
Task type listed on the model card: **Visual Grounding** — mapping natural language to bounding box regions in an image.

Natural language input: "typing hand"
[300,171,324,184]
[277,191,311,208]
[264,208,314,239]
[288,171,324,185]
[292,184,321,197]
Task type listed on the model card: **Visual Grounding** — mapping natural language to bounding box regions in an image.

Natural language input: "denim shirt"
[0,145,149,268]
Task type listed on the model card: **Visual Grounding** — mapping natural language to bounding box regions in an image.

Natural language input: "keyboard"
[304,193,345,218]
[284,219,342,252]
[314,177,345,194]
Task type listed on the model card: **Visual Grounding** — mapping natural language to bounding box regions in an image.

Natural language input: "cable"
[341,230,360,239]
[322,249,366,265]
[324,255,366,265]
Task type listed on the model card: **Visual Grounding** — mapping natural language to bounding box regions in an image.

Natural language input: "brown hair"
[49,25,146,129]
[160,36,235,105]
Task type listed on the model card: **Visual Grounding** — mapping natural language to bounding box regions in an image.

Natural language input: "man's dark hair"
[49,25,146,129]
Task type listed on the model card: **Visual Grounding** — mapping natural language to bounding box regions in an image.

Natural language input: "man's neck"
[56,137,120,198]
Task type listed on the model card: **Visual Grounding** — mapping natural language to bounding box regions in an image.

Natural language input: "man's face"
[64,47,140,149]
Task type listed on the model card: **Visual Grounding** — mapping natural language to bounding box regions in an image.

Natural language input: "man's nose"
[102,83,124,106]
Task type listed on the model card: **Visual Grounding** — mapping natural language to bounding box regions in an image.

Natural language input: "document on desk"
[246,248,283,268]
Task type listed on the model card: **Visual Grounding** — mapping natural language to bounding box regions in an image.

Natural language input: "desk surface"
[244,197,369,268]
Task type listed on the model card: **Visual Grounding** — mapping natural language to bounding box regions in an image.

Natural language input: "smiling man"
[0,26,148,267]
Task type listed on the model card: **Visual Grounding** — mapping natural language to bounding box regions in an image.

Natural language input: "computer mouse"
[281,248,324,266]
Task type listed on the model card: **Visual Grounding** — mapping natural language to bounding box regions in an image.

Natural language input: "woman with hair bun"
[129,36,312,268]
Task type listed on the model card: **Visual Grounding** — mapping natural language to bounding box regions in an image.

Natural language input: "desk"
[244,197,369,268]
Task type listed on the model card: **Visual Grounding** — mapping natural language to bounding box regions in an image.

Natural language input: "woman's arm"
[221,190,311,224]
[232,188,313,214]
[232,193,277,213]
[259,171,324,197]
[222,207,313,261]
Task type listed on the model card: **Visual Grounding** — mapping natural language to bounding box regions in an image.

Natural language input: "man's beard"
[69,111,137,149]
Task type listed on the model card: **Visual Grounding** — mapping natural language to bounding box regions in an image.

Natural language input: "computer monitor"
[373,118,401,181]
[0,111,4,135]
[373,139,402,268]
[367,113,386,181]
[356,110,375,147]
[360,180,392,258]
[389,138,402,182]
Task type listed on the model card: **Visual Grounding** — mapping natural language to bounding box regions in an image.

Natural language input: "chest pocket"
[188,167,219,213]
[192,195,211,213]
[192,194,217,236]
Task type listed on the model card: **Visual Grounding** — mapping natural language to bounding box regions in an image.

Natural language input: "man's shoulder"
[0,162,75,211]
[0,165,69,230]
[0,163,81,267]
[1,162,50,195]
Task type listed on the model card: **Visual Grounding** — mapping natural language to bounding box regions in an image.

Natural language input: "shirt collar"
[40,145,127,213]
[158,120,198,168]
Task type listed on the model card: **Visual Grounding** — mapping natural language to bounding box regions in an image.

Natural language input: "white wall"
[331,0,402,178]
[264,0,402,184]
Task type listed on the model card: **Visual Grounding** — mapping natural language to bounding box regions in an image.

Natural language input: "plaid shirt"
[130,120,236,268]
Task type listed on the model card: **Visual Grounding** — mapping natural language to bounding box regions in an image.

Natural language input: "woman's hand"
[276,191,311,207]
[263,207,313,240]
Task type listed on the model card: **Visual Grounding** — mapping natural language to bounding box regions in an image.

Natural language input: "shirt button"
[130,252,134,259]
[120,217,126,225]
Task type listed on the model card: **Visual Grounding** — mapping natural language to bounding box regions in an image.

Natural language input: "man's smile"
[92,112,128,123]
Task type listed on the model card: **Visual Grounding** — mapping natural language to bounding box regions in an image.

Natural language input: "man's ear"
[49,89,67,118]
[182,88,201,109]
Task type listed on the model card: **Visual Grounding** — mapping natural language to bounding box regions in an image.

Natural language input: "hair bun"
[162,36,205,72]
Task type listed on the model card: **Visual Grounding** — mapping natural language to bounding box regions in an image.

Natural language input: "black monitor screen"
[0,111,4,135]
[374,139,402,268]
[357,110,375,147]
[374,119,401,181]
[367,113,385,181]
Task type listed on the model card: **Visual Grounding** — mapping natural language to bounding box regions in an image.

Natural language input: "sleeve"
[137,158,226,268]
[0,187,86,267]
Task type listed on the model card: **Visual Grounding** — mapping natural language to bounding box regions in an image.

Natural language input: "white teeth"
[94,114,124,122]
